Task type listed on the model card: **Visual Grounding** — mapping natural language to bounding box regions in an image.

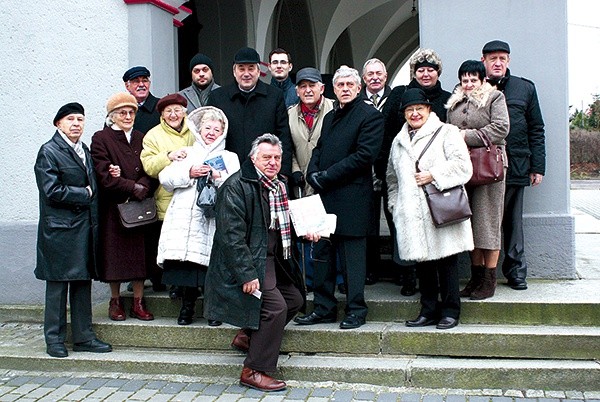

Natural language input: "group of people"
[34,39,545,392]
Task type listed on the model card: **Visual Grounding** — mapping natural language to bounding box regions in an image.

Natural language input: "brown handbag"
[117,197,157,228]
[467,132,504,186]
[416,127,472,228]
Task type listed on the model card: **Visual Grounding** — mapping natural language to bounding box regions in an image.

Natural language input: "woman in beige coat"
[446,60,509,300]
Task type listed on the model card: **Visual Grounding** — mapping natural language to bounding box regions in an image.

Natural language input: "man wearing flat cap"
[34,103,112,358]
[208,47,293,175]
[481,40,546,291]
[179,53,220,113]
[123,66,161,134]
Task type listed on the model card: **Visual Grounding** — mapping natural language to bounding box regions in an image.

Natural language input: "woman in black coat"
[91,93,156,322]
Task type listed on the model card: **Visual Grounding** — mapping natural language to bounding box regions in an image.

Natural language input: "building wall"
[420,0,575,279]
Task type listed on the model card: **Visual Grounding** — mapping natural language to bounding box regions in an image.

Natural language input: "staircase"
[1,279,600,391]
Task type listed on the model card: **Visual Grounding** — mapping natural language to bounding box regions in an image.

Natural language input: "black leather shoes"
[294,311,336,325]
[406,315,437,327]
[208,319,222,327]
[436,317,458,330]
[339,314,365,329]
[508,279,528,290]
[73,338,112,353]
[46,343,68,358]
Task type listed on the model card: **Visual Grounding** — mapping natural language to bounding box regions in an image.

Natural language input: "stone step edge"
[0,348,598,391]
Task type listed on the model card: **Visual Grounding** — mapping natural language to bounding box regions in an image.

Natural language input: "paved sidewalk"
[1,368,600,402]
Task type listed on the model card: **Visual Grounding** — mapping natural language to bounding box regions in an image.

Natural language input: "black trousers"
[312,235,368,319]
[416,254,460,320]
[501,185,527,281]
[44,280,96,345]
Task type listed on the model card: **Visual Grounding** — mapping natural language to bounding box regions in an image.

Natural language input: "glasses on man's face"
[164,108,184,116]
[117,110,136,117]
[405,106,426,114]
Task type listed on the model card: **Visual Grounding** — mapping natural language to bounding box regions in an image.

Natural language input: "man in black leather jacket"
[481,40,546,290]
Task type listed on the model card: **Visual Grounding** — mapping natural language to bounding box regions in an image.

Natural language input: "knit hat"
[296,67,322,83]
[122,66,151,82]
[233,47,261,64]
[53,102,85,125]
[189,53,214,72]
[106,92,138,114]
[400,88,431,111]
[482,40,511,55]
[156,93,188,114]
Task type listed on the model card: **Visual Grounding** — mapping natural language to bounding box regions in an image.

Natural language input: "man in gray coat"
[179,53,220,113]
[34,102,112,358]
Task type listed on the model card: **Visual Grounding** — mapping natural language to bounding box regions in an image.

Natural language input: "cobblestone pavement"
[1,368,600,402]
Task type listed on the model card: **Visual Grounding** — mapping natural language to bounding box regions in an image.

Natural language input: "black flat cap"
[233,47,260,64]
[122,66,151,82]
[53,102,85,125]
[482,40,511,54]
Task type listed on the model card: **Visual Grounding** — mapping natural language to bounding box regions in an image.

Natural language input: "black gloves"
[307,171,327,192]
[132,183,149,200]
[291,171,305,188]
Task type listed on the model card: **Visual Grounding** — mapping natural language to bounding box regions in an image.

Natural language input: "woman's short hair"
[457,60,486,82]
[248,133,282,158]
[105,112,116,127]
[199,110,225,128]
[409,49,443,77]
[332,65,361,86]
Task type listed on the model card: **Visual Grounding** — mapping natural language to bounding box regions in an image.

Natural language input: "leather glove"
[307,171,327,192]
[132,183,149,200]
[291,171,305,188]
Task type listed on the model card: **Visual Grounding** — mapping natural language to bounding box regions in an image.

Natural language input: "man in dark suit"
[34,102,112,358]
[360,58,392,111]
[294,66,384,329]
[208,47,293,175]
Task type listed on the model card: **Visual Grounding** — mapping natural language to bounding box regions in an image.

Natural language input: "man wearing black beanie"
[179,53,220,112]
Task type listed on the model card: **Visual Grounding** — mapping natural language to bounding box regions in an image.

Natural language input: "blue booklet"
[204,155,227,173]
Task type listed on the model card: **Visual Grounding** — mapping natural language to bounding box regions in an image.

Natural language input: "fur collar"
[446,82,495,110]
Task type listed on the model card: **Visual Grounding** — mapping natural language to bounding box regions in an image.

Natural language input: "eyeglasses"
[405,106,427,114]
[117,110,136,117]
[164,108,185,116]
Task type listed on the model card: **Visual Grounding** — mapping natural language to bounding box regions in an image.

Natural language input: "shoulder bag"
[416,126,472,228]
[117,197,157,228]
[467,131,504,186]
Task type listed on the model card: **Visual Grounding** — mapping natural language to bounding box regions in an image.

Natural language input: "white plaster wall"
[0,0,130,222]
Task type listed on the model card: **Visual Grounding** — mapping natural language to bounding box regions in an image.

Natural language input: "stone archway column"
[419,0,574,279]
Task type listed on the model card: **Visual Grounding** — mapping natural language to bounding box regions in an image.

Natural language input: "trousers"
[501,185,527,281]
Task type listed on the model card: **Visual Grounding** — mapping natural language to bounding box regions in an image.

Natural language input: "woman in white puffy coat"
[157,106,240,326]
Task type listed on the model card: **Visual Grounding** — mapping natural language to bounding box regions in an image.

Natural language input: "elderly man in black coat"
[294,66,384,329]
[208,47,293,175]
[34,103,112,358]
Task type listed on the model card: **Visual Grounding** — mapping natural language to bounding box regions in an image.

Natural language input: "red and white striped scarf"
[257,170,292,259]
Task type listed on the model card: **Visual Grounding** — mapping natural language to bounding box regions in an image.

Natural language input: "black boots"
[177,286,198,325]
[459,265,485,298]
[470,268,497,300]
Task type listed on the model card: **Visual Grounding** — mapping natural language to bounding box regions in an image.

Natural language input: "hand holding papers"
[288,195,336,238]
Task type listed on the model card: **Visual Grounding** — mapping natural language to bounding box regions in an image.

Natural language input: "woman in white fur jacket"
[387,88,473,330]
[157,106,240,326]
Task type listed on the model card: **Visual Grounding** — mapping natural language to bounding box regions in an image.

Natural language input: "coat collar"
[446,82,495,110]
[50,131,90,171]
[227,79,269,101]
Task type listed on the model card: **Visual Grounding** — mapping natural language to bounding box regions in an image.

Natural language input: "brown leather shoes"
[130,297,154,321]
[231,329,250,352]
[239,367,286,392]
[109,297,126,321]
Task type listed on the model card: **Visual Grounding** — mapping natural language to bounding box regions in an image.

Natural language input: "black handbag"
[117,197,157,228]
[467,131,504,187]
[416,127,472,228]
[196,175,217,218]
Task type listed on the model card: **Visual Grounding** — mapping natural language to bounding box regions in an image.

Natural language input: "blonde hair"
[409,49,443,78]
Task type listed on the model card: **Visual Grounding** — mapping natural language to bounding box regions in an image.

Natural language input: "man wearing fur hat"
[480,40,545,291]
[179,53,220,113]
[34,103,112,358]
[123,66,160,134]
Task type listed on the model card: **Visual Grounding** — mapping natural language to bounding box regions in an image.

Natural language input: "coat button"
[135,167,140,172]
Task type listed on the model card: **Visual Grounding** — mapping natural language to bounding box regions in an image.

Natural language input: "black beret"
[233,47,260,64]
[482,40,511,55]
[53,102,85,125]
[189,53,214,72]
[122,66,151,82]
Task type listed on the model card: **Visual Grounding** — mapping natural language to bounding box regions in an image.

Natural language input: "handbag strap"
[415,126,443,173]
[474,131,491,148]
